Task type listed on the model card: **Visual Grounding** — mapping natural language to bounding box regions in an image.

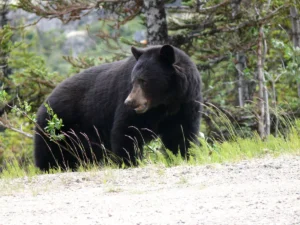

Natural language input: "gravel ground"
[0,154,300,225]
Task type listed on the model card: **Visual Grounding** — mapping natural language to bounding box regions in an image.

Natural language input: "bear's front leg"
[110,112,142,166]
[159,123,199,158]
[159,102,201,158]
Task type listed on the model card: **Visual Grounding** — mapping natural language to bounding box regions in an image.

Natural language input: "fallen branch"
[0,118,33,138]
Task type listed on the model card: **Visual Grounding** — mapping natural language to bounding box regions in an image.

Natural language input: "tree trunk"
[231,0,241,19]
[257,23,270,139]
[263,31,270,137]
[257,24,266,139]
[264,84,270,137]
[144,0,168,45]
[271,80,278,137]
[231,0,248,107]
[290,5,300,98]
[290,6,300,47]
[235,52,247,107]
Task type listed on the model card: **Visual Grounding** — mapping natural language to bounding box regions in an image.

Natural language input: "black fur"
[34,45,202,171]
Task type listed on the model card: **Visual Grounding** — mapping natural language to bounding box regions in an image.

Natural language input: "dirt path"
[0,155,300,225]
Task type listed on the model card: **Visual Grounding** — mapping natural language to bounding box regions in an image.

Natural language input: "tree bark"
[271,80,278,137]
[264,84,270,137]
[257,24,265,139]
[231,0,248,107]
[235,53,247,107]
[256,23,270,138]
[144,0,168,45]
[263,35,270,137]
[231,0,241,19]
[290,6,300,48]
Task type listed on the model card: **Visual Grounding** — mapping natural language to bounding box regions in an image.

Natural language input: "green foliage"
[1,25,64,112]
[0,120,34,168]
[0,90,8,106]
[0,25,14,55]
[8,43,61,107]
[0,24,66,169]
[0,99,35,168]
[11,99,36,122]
[44,103,64,141]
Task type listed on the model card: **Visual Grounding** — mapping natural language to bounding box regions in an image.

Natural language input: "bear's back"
[43,57,135,125]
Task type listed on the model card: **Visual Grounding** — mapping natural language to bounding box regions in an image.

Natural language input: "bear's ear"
[131,46,144,60]
[160,45,175,65]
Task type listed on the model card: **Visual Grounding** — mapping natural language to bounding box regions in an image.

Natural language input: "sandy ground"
[0,154,300,225]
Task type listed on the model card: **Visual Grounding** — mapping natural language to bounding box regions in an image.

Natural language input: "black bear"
[34,45,202,171]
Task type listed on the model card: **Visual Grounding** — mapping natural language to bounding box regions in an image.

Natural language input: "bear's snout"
[125,83,148,110]
[124,94,149,114]
[124,97,136,108]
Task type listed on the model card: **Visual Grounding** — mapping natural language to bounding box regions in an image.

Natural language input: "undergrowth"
[1,127,300,179]
[1,102,300,179]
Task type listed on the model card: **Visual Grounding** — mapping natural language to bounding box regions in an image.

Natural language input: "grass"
[188,131,300,165]
[1,106,300,179]
[1,127,299,180]
[0,159,41,178]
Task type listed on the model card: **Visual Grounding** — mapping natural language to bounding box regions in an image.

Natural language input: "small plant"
[44,103,65,141]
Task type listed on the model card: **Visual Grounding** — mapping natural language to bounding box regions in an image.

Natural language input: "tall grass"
[141,127,300,168]
[1,108,300,178]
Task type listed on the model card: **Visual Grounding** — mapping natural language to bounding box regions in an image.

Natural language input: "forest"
[0,0,300,173]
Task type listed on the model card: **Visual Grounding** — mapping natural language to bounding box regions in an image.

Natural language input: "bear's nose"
[124,97,134,107]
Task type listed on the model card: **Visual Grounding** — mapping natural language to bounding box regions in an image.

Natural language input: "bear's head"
[125,45,191,114]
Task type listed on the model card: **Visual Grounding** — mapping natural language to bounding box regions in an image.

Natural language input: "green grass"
[144,129,300,168]
[1,121,300,179]
[1,159,38,178]
[188,131,300,165]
